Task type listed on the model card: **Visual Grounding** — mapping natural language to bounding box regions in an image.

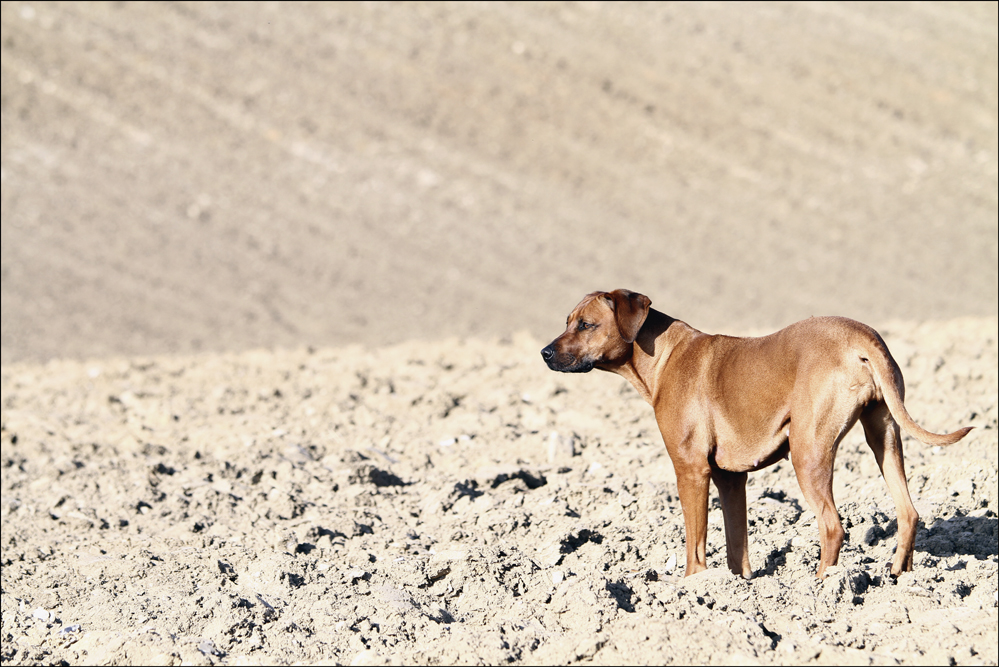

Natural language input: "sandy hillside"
[2,1,998,666]
[1,1,996,363]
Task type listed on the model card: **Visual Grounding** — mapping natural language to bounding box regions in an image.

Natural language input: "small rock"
[849,570,871,596]
[547,431,576,463]
[351,650,379,666]
[255,594,278,621]
[863,525,885,546]
[346,569,369,583]
[430,549,468,562]
[618,490,637,508]
[378,584,416,614]
[32,608,49,622]
[682,567,735,597]
[664,553,678,573]
[949,479,975,498]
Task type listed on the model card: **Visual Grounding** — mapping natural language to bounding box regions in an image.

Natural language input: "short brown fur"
[541,289,972,578]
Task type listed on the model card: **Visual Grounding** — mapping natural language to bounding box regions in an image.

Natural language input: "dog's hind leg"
[861,401,919,576]
[789,414,850,578]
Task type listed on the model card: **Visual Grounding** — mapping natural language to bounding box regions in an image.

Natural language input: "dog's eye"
[578,321,594,331]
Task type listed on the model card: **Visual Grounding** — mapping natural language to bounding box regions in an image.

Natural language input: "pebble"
[664,553,677,573]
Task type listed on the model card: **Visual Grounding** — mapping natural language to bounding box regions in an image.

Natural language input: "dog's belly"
[712,424,791,473]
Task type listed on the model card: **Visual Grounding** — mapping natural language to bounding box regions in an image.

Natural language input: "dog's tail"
[863,330,973,447]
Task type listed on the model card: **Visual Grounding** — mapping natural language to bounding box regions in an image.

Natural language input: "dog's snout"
[541,345,555,362]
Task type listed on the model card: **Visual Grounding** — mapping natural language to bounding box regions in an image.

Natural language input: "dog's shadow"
[916,512,998,559]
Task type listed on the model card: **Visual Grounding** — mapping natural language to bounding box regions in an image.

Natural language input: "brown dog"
[541,289,972,579]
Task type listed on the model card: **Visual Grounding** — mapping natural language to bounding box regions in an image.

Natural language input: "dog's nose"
[541,346,555,361]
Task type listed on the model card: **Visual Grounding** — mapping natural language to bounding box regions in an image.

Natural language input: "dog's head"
[540,289,651,373]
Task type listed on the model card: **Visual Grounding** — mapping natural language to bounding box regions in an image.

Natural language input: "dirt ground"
[1,2,997,666]
[1,319,997,665]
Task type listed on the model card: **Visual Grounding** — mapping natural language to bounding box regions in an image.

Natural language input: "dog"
[541,289,972,578]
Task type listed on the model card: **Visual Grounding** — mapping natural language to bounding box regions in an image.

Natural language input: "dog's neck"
[604,308,697,405]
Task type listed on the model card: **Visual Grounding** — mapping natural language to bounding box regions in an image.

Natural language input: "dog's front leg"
[712,468,753,578]
[676,465,712,576]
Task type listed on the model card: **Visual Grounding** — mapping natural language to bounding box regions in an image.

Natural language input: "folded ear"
[605,289,651,344]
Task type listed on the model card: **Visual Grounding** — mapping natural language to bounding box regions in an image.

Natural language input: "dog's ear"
[605,290,651,344]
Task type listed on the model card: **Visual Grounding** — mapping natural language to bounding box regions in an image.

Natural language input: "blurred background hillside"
[2,1,996,364]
